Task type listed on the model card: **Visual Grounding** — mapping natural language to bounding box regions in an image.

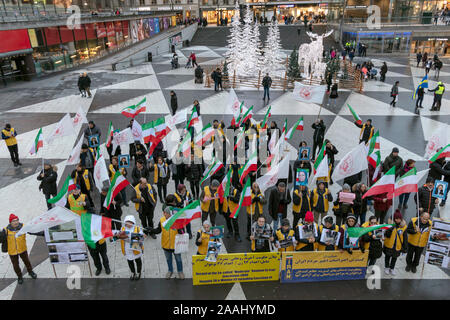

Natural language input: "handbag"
[1,229,8,253]
[174,233,189,254]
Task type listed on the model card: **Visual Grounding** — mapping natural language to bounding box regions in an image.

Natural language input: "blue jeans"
[263,87,270,99]
[398,193,410,206]
[273,213,283,232]
[163,249,183,273]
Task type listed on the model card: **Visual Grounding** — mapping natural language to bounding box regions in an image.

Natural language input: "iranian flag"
[29,128,44,155]
[121,97,146,118]
[142,117,169,144]
[362,166,396,199]
[162,200,202,230]
[229,179,251,218]
[313,141,327,174]
[347,103,362,125]
[285,116,304,140]
[313,154,329,180]
[394,168,430,197]
[261,106,272,129]
[177,130,192,158]
[81,213,114,249]
[368,150,382,182]
[428,143,450,163]
[106,122,114,148]
[240,106,253,126]
[231,102,244,127]
[239,150,257,184]
[48,176,76,207]
[234,129,245,150]
[104,171,130,209]
[347,224,393,245]
[194,123,214,146]
[186,106,199,129]
[367,130,380,156]
[200,158,224,185]
[217,169,232,203]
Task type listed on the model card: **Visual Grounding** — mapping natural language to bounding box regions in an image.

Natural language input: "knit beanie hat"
[281,218,290,227]
[9,214,18,223]
[393,209,402,220]
[305,211,314,222]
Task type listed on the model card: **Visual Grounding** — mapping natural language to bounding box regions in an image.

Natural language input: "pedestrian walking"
[78,73,86,97]
[2,123,21,167]
[170,90,178,115]
[37,163,58,210]
[81,72,92,98]
[416,52,422,67]
[262,73,272,100]
[415,86,424,114]
[380,62,387,82]
[327,83,338,107]
[189,52,198,67]
[390,81,399,107]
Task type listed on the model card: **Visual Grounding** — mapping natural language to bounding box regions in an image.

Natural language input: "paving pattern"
[0,45,449,299]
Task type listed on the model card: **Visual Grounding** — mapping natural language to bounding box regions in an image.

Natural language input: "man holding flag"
[414,75,427,114]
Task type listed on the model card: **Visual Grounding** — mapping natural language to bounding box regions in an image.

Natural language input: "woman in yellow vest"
[361,215,383,266]
[109,156,128,206]
[1,214,37,284]
[274,219,296,252]
[65,184,92,215]
[295,211,319,251]
[114,215,144,281]
[338,215,362,253]
[1,123,21,166]
[200,179,220,226]
[71,164,94,209]
[317,216,340,251]
[405,212,432,273]
[150,156,170,203]
[152,207,185,280]
[311,182,333,223]
[383,210,407,276]
[246,182,266,240]
[292,185,311,228]
[195,221,219,255]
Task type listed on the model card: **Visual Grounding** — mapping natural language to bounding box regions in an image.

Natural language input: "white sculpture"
[298,30,333,79]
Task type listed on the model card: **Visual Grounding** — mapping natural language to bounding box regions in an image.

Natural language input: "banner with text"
[192,252,280,285]
[280,251,368,283]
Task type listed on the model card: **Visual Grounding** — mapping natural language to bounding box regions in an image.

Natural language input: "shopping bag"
[174,233,189,254]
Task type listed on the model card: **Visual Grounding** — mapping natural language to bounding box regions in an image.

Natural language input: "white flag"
[292,82,327,104]
[131,119,144,144]
[314,154,329,179]
[268,130,278,154]
[332,143,368,182]
[277,156,291,180]
[67,133,85,165]
[166,109,187,129]
[112,128,135,153]
[15,206,79,237]
[46,113,76,144]
[93,155,109,192]
[256,156,290,193]
[72,106,88,128]
[424,125,449,159]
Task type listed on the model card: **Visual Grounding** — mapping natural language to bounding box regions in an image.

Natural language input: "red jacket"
[373,193,392,212]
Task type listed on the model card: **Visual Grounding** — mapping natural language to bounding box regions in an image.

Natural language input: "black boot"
[18,276,23,285]
[29,271,37,279]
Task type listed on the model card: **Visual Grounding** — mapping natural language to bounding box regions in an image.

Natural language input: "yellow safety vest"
[246,191,264,215]
[5,226,27,255]
[228,189,239,214]
[384,224,407,252]
[153,163,169,184]
[174,191,191,206]
[407,217,432,248]
[200,186,219,212]
[436,85,444,95]
[359,124,374,142]
[312,188,329,212]
[74,170,91,191]
[134,184,156,211]
[317,224,339,251]
[2,128,17,146]
[295,223,318,251]
[109,164,125,181]
[68,194,87,215]
[120,225,142,256]
[160,216,178,250]
[292,189,311,213]
[275,229,295,252]
[196,229,210,255]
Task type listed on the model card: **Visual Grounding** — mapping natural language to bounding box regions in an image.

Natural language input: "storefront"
[202,8,236,25]
[411,37,449,56]
[249,2,328,23]
[343,30,412,54]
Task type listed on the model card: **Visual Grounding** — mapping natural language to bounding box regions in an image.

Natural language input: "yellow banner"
[281,251,368,282]
[192,252,280,285]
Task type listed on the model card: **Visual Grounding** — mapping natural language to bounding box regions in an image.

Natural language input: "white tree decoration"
[260,21,284,76]
[240,4,260,76]
[226,1,244,75]
[298,30,333,79]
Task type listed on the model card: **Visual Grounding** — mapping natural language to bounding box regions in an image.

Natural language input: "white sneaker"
[390,268,397,276]
[384,268,390,275]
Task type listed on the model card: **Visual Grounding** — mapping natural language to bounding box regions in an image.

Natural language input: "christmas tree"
[260,21,284,76]
[287,49,301,79]
[226,1,244,76]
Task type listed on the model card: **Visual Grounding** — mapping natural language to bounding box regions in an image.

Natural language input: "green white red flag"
[368,150,382,182]
[47,176,76,207]
[240,105,253,126]
[367,130,380,156]
[29,128,44,155]
[313,141,327,174]
[347,224,393,245]
[347,103,362,125]
[106,122,114,148]
[177,130,192,158]
[231,102,244,127]
[121,97,146,118]
[239,150,257,184]
[362,166,396,199]
[103,171,130,209]
[186,106,199,129]
[81,213,114,248]
[200,158,224,185]
[261,106,272,129]
[217,169,232,204]
[285,116,303,140]
[229,179,251,218]
[394,168,429,197]
[163,200,202,230]
[194,123,214,146]
[428,143,450,163]
[234,129,245,150]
